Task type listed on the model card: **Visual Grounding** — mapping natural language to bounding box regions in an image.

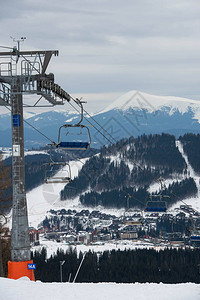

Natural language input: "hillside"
[60,133,197,209]
[179,133,200,174]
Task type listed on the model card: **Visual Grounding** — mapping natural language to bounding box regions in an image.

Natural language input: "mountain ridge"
[1,90,200,148]
[98,90,200,118]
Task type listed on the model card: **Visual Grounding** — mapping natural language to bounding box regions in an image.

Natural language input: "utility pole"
[0,38,71,280]
[60,260,65,282]
[73,252,86,283]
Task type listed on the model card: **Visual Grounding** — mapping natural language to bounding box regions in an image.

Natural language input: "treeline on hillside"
[179,133,200,174]
[80,186,148,208]
[158,177,197,206]
[80,177,197,209]
[25,154,51,191]
[102,134,186,172]
[25,148,98,190]
[61,133,186,201]
[32,247,200,283]
[2,147,98,193]
[126,134,186,171]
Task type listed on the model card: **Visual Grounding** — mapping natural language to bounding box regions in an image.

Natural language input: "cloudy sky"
[1,0,200,112]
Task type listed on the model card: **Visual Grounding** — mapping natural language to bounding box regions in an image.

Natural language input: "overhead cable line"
[23,118,55,145]
[70,96,117,144]
[4,105,56,145]
[67,100,115,146]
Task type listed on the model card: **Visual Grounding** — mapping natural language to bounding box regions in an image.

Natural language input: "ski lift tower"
[0,38,71,280]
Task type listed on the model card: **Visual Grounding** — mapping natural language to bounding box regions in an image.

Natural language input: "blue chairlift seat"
[57,141,90,150]
[191,235,200,241]
[145,201,167,213]
[57,122,91,151]
[146,207,167,212]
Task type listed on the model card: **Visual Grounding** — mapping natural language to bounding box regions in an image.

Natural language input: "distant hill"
[1,90,200,149]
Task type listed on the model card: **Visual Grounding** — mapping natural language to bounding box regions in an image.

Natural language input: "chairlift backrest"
[43,161,72,184]
[57,124,91,150]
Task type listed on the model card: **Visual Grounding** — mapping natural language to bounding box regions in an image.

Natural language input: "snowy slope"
[148,139,200,214]
[0,277,199,300]
[27,158,89,228]
[169,140,200,213]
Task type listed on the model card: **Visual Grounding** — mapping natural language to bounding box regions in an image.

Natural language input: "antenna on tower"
[10,36,26,62]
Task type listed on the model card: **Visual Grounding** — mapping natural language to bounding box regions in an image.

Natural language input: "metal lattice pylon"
[0,40,71,278]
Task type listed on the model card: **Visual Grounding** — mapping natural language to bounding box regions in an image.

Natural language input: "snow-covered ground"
[0,147,49,160]
[27,158,89,228]
[32,238,167,258]
[0,277,199,300]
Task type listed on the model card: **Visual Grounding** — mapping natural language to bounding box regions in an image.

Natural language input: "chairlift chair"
[124,218,143,226]
[56,98,91,150]
[190,234,200,242]
[145,195,169,213]
[56,124,91,150]
[44,161,72,184]
[190,231,200,247]
[145,201,167,213]
[190,219,200,243]
[43,144,72,184]
[123,206,143,226]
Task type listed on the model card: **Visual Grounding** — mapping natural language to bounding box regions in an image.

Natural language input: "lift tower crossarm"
[0,49,72,107]
[0,50,59,57]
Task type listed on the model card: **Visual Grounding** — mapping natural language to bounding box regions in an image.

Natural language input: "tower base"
[8,260,35,281]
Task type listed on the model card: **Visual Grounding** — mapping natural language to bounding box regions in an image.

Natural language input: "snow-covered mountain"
[1,90,200,148]
[92,90,200,147]
[100,90,200,117]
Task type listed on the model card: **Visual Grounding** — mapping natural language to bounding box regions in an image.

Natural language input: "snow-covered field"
[0,277,199,300]
[32,238,167,258]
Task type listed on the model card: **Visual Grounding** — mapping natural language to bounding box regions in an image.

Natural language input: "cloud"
[0,0,200,110]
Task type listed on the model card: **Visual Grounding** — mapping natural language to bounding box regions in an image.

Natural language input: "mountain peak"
[100,90,200,119]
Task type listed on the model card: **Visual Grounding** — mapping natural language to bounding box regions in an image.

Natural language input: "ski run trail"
[175,140,200,210]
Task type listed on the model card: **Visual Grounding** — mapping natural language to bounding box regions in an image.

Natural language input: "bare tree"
[0,153,12,277]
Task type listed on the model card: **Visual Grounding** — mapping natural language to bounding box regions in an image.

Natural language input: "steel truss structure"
[0,43,71,263]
